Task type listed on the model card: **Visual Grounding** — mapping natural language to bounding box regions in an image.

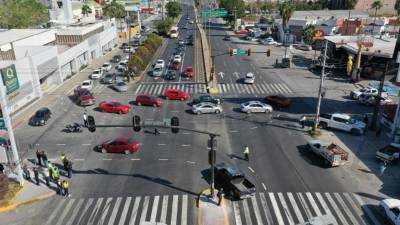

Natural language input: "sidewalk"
[198,189,230,225]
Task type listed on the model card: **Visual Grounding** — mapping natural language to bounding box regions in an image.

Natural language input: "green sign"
[202,9,228,17]
[237,49,248,55]
[1,64,19,95]
[0,119,5,130]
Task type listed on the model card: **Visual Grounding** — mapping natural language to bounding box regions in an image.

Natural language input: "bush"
[148,33,162,45]
[156,18,174,36]
[143,43,155,53]
[128,55,145,74]
[136,46,151,61]
[144,38,159,50]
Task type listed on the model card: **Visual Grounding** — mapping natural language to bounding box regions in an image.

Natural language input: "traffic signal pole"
[313,40,328,132]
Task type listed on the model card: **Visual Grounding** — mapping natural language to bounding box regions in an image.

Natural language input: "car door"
[172,91,180,100]
[108,141,118,152]
[252,104,262,112]
[203,104,213,113]
[144,96,152,105]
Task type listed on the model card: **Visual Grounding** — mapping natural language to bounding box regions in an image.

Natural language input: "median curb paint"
[197,188,230,225]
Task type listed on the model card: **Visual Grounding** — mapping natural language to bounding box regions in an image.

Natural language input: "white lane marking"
[98,197,112,224]
[306,192,322,216]
[134,84,142,95]
[287,193,305,224]
[181,195,188,225]
[87,198,104,225]
[229,130,239,133]
[45,199,66,225]
[242,198,252,225]
[119,197,131,225]
[159,158,169,161]
[181,144,191,147]
[159,131,167,134]
[352,193,383,225]
[261,182,267,191]
[247,166,255,173]
[107,197,122,225]
[186,161,196,164]
[140,196,150,223]
[182,132,190,135]
[130,158,141,160]
[250,126,258,130]
[73,158,84,161]
[269,192,285,225]
[150,195,160,222]
[160,195,168,224]
[315,192,337,224]
[232,201,243,225]
[128,196,141,225]
[251,196,264,225]
[334,193,360,225]
[171,110,180,113]
[158,143,167,146]
[170,195,178,225]
[324,193,349,225]
[81,143,92,146]
[278,192,295,225]
[297,192,312,220]
[56,143,66,146]
[102,158,112,161]
[259,193,274,224]
[76,198,94,225]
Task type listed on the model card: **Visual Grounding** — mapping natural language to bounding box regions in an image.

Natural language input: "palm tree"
[347,0,358,9]
[279,1,295,28]
[370,1,383,35]
[103,0,126,32]
[81,4,92,17]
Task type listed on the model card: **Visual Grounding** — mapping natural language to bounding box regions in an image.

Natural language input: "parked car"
[350,87,382,99]
[101,73,116,84]
[192,102,223,114]
[165,70,176,80]
[155,59,165,69]
[112,55,121,63]
[120,43,128,49]
[152,66,163,77]
[296,44,312,51]
[240,101,272,113]
[91,69,103,80]
[380,199,400,225]
[116,68,126,76]
[102,62,112,72]
[183,24,188,29]
[134,33,141,39]
[99,101,131,114]
[30,107,51,126]
[191,95,221,105]
[99,137,140,154]
[318,113,366,135]
[376,143,400,164]
[80,80,93,90]
[260,37,277,45]
[117,62,127,70]
[244,72,255,84]
[265,95,290,107]
[214,162,256,200]
[178,39,185,46]
[183,66,194,78]
[358,93,392,106]
[74,88,95,106]
[136,94,163,107]
[113,81,128,92]
[123,46,135,53]
[171,61,180,70]
[189,20,194,24]
[173,55,182,63]
[164,88,190,101]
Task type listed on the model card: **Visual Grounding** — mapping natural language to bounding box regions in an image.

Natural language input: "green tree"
[371,1,383,34]
[128,55,145,74]
[103,0,126,32]
[148,33,162,45]
[346,0,358,9]
[156,18,174,36]
[136,46,151,61]
[279,1,295,28]
[219,0,246,23]
[144,38,159,50]
[81,4,92,17]
[0,0,48,28]
[261,2,275,13]
[166,1,182,19]
[302,25,316,45]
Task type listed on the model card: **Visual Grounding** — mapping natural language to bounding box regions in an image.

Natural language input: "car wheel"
[247,110,251,114]
[215,109,221,114]
[265,109,270,113]
[196,111,201,115]
[124,150,131,154]
[118,110,122,114]
[319,122,327,129]
[165,97,169,100]
[153,103,157,107]
[101,148,107,153]
[180,98,185,101]
[137,102,142,106]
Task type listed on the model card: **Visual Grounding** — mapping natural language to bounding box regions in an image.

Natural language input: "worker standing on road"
[66,160,73,178]
[33,167,40,185]
[53,166,60,181]
[379,162,387,176]
[61,154,68,171]
[23,164,31,180]
[56,179,62,195]
[300,116,307,128]
[42,151,48,167]
[48,161,54,179]
[43,167,50,186]
[36,149,42,166]
[243,146,250,161]
[154,128,160,135]
[217,188,224,206]
[83,110,88,127]
[62,180,70,197]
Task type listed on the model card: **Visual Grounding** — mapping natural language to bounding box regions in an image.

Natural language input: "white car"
[192,102,223,115]
[91,69,103,80]
[155,59,165,69]
[80,80,93,90]
[244,72,255,84]
[153,66,163,77]
[350,87,382,99]
[240,101,273,113]
[178,39,185,45]
[358,93,392,106]
[102,62,112,72]
[135,33,141,39]
[261,37,277,45]
[173,55,182,63]
[380,199,400,225]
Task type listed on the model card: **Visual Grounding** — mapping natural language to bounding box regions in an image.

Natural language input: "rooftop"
[0,29,50,46]
[291,10,369,20]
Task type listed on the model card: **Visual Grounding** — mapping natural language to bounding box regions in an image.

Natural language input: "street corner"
[197,189,230,225]
[208,87,220,95]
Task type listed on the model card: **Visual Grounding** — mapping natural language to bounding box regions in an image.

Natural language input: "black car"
[30,107,51,126]
[165,70,176,80]
[120,43,128,49]
[191,95,221,105]
[112,55,121,63]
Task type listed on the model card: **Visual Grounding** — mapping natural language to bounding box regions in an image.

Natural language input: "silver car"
[240,101,273,113]
[244,72,255,84]
[113,81,128,92]
[192,102,223,115]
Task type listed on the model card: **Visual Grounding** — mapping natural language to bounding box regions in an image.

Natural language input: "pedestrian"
[23,164,31,180]
[66,160,73,178]
[154,128,160,135]
[217,188,224,206]
[33,167,40,185]
[379,162,387,176]
[243,145,250,161]
[56,179,62,195]
[83,110,88,127]
[61,154,68,171]
[48,161,53,180]
[52,166,60,181]
[363,114,369,125]
[36,149,42,166]
[43,167,50,186]
[300,115,306,128]
[62,180,70,197]
[0,163,4,174]
[42,151,48,168]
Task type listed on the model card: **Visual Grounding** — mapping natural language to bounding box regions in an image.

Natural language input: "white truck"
[318,113,366,135]
[380,199,400,225]
[307,139,349,167]
[170,26,179,38]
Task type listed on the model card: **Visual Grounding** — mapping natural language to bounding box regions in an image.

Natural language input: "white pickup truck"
[380,199,400,225]
[318,113,366,135]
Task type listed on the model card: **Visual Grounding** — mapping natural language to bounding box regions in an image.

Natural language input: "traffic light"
[171,116,179,133]
[267,48,271,57]
[247,48,252,56]
[229,48,233,56]
[133,115,141,132]
[87,116,96,132]
[208,150,216,165]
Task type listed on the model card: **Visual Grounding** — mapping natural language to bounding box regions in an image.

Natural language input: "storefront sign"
[1,65,19,95]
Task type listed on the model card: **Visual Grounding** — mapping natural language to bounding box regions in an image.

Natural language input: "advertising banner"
[0,65,19,95]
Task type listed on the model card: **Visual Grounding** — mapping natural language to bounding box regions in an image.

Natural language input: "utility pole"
[161,0,165,20]
[345,10,351,35]
[234,6,237,30]
[209,135,216,196]
[313,40,328,132]
[371,60,389,131]
[0,85,23,186]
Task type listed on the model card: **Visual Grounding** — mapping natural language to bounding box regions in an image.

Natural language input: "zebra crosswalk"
[134,82,293,96]
[41,192,380,225]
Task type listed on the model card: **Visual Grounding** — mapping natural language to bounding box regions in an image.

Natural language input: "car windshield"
[35,111,45,117]
[117,82,125,86]
[105,74,113,78]
[82,82,90,86]
[154,68,161,71]
[246,74,254,78]
[112,102,121,106]
[94,70,101,74]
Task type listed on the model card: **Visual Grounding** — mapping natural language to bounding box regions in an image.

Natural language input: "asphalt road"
[2,0,387,225]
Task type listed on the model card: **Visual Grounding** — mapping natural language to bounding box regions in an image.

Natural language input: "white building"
[0,19,118,113]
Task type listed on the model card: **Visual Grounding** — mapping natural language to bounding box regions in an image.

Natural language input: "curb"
[197,188,229,225]
[0,190,55,213]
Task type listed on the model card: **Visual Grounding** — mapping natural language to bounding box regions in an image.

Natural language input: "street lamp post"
[313,40,328,132]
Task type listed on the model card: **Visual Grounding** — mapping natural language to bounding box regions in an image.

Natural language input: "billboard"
[0,64,19,95]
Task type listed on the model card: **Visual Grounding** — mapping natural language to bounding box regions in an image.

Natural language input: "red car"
[164,88,190,101]
[99,137,139,154]
[74,88,95,106]
[171,61,180,70]
[136,94,163,107]
[183,66,194,77]
[235,30,249,35]
[265,95,291,107]
[99,101,131,114]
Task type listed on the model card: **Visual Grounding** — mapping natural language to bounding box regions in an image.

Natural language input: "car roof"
[82,80,91,83]
[166,88,180,92]
[332,113,351,119]
[37,107,50,113]
[113,137,129,143]
[246,101,262,104]
[215,162,243,176]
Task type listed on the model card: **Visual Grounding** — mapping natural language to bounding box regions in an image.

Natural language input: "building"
[0,19,117,113]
